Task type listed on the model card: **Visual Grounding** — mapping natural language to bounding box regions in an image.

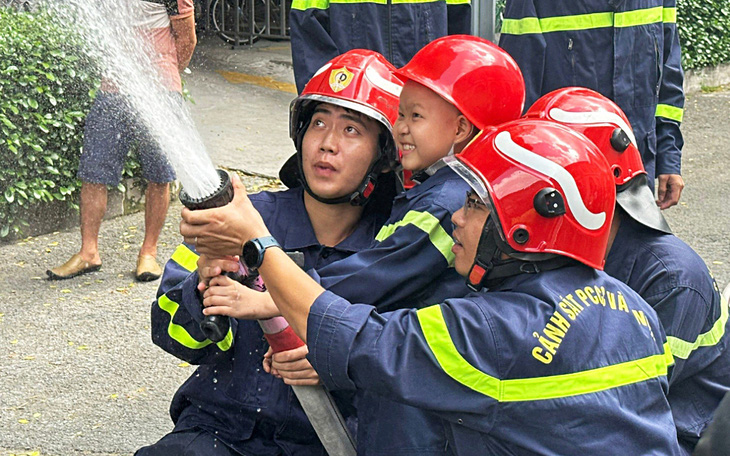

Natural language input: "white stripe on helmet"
[365,66,402,98]
[494,131,607,231]
[548,108,637,146]
[312,62,332,79]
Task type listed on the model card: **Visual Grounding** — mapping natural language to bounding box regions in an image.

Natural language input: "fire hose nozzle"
[179,168,234,343]
[179,169,233,211]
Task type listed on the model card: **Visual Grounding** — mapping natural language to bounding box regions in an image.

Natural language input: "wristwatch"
[242,235,281,270]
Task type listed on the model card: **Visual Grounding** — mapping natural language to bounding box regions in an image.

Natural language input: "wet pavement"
[0,35,729,455]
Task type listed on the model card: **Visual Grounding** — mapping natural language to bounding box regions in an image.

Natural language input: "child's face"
[301,103,380,200]
[395,80,462,171]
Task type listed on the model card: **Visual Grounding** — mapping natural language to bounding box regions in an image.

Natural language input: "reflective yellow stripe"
[375,210,455,265]
[501,17,543,35]
[656,104,684,122]
[157,294,233,351]
[445,0,470,4]
[614,6,662,27]
[663,7,677,23]
[391,0,443,3]
[217,327,234,351]
[171,244,199,272]
[664,342,675,367]
[417,305,670,402]
[502,6,674,35]
[158,294,213,350]
[291,0,328,10]
[666,294,728,360]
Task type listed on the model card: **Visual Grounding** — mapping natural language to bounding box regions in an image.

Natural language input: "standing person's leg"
[139,182,169,259]
[134,93,177,281]
[78,182,108,265]
[48,93,127,280]
[135,181,170,281]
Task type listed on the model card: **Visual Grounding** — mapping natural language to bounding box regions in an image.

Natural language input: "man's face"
[395,80,462,172]
[301,104,380,200]
[451,191,491,276]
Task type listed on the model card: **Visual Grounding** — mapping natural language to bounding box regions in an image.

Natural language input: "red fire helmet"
[395,34,525,131]
[289,49,403,165]
[446,119,616,270]
[525,87,643,187]
[525,87,671,234]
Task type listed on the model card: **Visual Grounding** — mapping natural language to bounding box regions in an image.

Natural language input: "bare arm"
[170,14,197,72]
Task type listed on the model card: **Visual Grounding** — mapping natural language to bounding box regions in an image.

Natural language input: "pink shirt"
[102,0,194,93]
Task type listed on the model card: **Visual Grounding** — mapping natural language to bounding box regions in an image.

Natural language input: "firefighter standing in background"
[289,0,472,93]
[526,87,730,455]
[499,0,685,209]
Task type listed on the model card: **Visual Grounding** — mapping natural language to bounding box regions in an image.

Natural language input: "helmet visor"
[444,155,490,207]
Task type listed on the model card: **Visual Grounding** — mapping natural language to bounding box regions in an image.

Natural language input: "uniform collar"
[397,165,459,201]
[410,158,449,184]
[278,187,379,254]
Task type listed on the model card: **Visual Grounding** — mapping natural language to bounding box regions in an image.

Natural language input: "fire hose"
[179,170,357,456]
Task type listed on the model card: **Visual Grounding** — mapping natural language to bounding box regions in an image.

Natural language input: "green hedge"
[0,7,96,238]
[495,0,730,69]
[677,0,730,69]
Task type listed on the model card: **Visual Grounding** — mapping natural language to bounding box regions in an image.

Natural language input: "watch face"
[242,240,260,268]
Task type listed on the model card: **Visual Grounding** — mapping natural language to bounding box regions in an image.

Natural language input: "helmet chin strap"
[466,216,576,291]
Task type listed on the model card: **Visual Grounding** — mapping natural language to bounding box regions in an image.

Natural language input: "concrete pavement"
[184,35,298,178]
[0,35,729,455]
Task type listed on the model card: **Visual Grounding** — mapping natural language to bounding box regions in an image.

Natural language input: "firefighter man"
[181,119,683,455]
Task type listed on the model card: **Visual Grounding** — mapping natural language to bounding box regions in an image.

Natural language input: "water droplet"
[212,378,218,383]
[256,408,261,413]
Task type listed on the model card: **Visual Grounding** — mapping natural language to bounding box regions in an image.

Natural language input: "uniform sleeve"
[290,0,340,93]
[660,285,727,385]
[446,0,472,35]
[150,243,237,364]
[498,0,546,109]
[307,290,499,433]
[313,201,457,311]
[654,0,684,176]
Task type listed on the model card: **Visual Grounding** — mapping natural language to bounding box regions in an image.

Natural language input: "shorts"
[77,92,177,186]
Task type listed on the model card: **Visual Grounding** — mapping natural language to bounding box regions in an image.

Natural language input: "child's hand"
[196,254,239,290]
[203,276,281,320]
[263,346,320,386]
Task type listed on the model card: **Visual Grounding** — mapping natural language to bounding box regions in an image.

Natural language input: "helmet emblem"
[494,131,607,231]
[329,67,354,92]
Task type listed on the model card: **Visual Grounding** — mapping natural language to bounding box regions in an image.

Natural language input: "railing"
[199,0,290,46]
